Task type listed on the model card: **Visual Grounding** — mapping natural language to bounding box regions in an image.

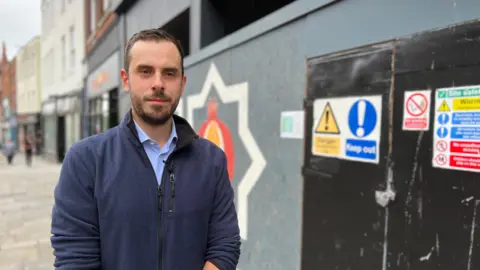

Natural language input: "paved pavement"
[0,154,61,270]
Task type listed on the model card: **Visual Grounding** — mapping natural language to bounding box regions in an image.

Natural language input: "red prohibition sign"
[436,140,448,152]
[406,93,428,117]
[435,154,447,166]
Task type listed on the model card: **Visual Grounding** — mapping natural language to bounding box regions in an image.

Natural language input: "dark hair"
[124,28,185,74]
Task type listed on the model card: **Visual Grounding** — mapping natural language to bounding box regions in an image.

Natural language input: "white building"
[15,36,41,152]
[40,0,86,162]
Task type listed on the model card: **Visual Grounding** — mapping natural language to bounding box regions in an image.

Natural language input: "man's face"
[121,40,186,125]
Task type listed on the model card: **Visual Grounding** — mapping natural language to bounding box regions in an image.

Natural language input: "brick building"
[0,42,18,145]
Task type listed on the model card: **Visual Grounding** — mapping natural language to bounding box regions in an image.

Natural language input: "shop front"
[41,99,56,161]
[0,120,11,145]
[16,113,41,153]
[41,92,82,163]
[86,50,120,136]
[58,93,82,154]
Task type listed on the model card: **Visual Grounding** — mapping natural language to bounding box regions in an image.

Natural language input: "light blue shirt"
[134,120,178,185]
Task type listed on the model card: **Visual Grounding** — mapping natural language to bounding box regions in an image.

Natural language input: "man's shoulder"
[68,126,121,159]
[190,137,227,163]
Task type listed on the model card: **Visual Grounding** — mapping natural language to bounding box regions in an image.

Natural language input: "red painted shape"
[198,99,235,181]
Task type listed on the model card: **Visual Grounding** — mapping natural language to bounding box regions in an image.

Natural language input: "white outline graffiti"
[187,62,266,241]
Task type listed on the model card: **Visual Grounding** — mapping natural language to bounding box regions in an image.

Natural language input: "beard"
[130,88,180,126]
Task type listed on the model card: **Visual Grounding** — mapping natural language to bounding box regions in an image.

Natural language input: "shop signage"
[17,114,38,124]
[87,50,120,98]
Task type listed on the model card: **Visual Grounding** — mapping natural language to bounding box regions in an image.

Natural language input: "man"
[51,28,241,270]
[35,132,43,155]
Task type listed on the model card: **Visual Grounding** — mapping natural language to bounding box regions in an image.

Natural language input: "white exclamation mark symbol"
[357,100,366,137]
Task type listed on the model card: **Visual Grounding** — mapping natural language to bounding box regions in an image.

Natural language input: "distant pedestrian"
[35,132,42,155]
[24,137,33,166]
[2,140,16,165]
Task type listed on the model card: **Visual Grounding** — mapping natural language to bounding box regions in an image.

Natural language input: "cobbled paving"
[0,154,61,270]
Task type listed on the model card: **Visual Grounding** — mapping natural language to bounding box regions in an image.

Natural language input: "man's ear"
[120,69,129,92]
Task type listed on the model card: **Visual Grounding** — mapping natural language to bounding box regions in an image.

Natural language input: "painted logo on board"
[198,98,235,181]
[187,62,266,241]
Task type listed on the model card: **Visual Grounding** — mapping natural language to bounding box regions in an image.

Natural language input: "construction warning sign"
[437,100,451,112]
[311,95,383,164]
[315,102,340,134]
[402,90,431,131]
[433,85,480,173]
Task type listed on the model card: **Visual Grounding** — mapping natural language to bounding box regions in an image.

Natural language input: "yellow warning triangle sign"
[437,100,451,112]
[315,102,340,134]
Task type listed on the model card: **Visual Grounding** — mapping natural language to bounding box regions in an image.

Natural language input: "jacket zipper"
[157,138,197,270]
[134,144,165,270]
[157,181,164,270]
[168,170,175,213]
[127,122,198,270]
[158,157,175,270]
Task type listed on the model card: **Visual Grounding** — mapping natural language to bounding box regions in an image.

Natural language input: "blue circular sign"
[436,127,448,138]
[348,100,377,138]
[437,113,449,125]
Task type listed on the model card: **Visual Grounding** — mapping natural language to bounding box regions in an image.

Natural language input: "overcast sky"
[0,0,41,60]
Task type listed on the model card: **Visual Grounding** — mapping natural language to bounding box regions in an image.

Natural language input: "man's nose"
[152,72,164,89]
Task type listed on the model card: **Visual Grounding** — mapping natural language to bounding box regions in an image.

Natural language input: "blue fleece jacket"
[50,111,241,270]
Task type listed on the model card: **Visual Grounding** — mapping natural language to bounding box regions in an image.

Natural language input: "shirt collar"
[134,119,178,147]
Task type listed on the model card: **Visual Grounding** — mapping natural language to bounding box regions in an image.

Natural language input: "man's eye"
[140,69,151,74]
[166,72,175,76]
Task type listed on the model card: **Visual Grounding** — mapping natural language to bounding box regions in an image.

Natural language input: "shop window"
[88,91,117,136]
[89,0,96,35]
[108,89,119,128]
[61,35,66,80]
[69,25,76,71]
[103,0,112,12]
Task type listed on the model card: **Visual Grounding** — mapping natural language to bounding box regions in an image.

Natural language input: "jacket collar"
[121,109,198,151]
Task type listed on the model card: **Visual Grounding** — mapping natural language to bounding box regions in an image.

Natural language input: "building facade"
[40,0,86,162]
[0,43,17,147]
[0,44,5,144]
[83,0,120,137]
[111,0,480,269]
[16,36,42,153]
[0,52,2,143]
